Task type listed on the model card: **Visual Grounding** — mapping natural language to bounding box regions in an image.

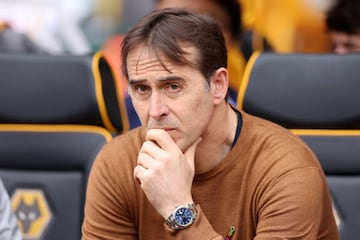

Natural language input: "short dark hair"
[326,0,360,34]
[121,8,227,83]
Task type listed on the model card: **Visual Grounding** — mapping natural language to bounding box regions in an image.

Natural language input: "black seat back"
[238,52,360,129]
[293,130,360,240]
[0,125,112,240]
[0,52,129,134]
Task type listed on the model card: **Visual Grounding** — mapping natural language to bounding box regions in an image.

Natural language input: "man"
[0,178,22,240]
[326,0,360,53]
[82,8,339,239]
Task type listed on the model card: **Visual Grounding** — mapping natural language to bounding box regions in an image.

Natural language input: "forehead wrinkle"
[130,58,176,77]
[128,47,166,74]
[135,58,163,74]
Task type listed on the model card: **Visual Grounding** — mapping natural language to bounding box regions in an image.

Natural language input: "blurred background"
[0,0,153,54]
[0,0,337,55]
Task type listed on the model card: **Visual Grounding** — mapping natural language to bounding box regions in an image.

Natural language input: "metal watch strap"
[166,203,197,231]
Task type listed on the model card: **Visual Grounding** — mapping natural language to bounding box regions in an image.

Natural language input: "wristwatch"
[166,203,197,231]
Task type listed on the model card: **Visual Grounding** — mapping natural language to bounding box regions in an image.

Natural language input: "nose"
[148,92,169,119]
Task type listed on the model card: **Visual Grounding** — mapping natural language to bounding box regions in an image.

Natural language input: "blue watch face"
[175,207,193,226]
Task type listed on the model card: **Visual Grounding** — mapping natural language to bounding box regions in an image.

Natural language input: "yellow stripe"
[92,51,117,133]
[0,124,112,142]
[237,51,261,108]
[291,129,360,136]
[101,52,130,132]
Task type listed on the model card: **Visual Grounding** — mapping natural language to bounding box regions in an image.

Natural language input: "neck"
[194,102,238,174]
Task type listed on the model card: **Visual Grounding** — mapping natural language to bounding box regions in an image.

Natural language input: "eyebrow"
[128,79,146,86]
[158,75,186,82]
[129,75,186,85]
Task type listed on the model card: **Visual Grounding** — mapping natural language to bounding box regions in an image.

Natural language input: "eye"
[164,83,181,93]
[131,84,151,99]
[134,84,150,93]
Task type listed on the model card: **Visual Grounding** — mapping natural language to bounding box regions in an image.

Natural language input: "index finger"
[145,129,179,152]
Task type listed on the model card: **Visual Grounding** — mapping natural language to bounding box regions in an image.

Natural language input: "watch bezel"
[166,203,197,231]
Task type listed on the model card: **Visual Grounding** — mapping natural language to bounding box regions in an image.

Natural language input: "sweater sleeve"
[254,165,331,240]
[242,120,338,240]
[82,147,138,240]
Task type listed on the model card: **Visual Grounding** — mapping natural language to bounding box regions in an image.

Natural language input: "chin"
[172,138,186,151]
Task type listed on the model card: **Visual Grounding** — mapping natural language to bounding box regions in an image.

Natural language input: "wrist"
[161,197,194,219]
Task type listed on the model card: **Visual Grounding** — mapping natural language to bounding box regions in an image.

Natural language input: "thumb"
[184,138,202,170]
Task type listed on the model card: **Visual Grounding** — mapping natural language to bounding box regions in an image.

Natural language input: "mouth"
[163,128,175,132]
[148,127,176,133]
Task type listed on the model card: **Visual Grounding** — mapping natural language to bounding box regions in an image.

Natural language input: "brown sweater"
[82,111,339,240]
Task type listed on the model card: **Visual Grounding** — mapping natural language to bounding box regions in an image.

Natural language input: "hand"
[133,129,201,219]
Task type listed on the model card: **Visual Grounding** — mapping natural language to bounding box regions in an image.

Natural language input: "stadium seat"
[0,124,112,240]
[0,51,128,239]
[292,129,360,240]
[102,34,142,129]
[0,51,129,134]
[237,52,360,129]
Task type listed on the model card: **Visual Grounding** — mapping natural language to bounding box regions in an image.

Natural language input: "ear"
[210,67,229,104]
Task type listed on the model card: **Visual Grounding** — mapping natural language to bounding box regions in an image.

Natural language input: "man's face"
[127,45,215,151]
[329,31,360,54]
